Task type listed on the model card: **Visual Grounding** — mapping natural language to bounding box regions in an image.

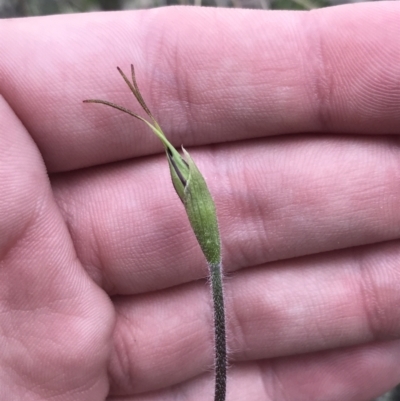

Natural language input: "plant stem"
[210,262,227,401]
[84,65,227,400]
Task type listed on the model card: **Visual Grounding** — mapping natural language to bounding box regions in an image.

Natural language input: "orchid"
[84,65,227,401]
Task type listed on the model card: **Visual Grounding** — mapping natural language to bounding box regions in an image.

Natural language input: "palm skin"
[0,3,400,400]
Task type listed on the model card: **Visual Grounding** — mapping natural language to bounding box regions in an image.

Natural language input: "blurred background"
[0,0,391,14]
[0,0,399,400]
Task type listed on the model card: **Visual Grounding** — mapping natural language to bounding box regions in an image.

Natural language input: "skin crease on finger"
[103,238,400,396]
[53,136,400,393]
[0,3,398,172]
[105,340,400,401]
[51,135,400,294]
[0,97,115,400]
[0,2,400,401]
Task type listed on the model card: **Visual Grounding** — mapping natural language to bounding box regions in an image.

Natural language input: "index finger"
[0,2,399,172]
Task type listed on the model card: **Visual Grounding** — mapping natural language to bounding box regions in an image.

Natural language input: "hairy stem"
[210,262,227,401]
[84,65,227,400]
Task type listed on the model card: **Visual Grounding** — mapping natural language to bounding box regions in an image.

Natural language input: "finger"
[0,3,399,172]
[107,341,400,401]
[0,95,113,400]
[107,240,400,394]
[52,134,400,294]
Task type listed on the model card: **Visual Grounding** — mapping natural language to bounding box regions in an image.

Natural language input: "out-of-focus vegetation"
[0,0,378,15]
[0,0,399,400]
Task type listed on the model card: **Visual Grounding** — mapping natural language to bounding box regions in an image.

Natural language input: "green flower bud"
[167,147,221,266]
[84,65,221,266]
[84,65,226,401]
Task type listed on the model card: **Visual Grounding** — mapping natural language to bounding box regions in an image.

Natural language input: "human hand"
[0,2,400,400]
